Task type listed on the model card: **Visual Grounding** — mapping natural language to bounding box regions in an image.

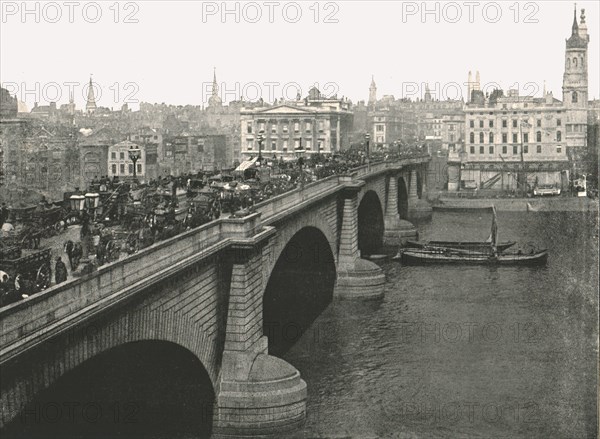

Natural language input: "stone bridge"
[0,158,431,438]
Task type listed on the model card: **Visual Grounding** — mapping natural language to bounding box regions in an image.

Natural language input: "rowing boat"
[397,248,548,265]
[405,240,516,253]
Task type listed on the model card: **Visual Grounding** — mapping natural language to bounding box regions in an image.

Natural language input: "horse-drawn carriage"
[0,245,52,307]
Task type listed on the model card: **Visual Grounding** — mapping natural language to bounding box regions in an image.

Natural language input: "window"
[573,57,578,67]
[259,122,266,132]
[556,131,562,142]
[283,124,288,133]
[536,131,542,142]
[479,146,484,154]
[513,120,518,128]
[513,145,518,154]
[489,133,494,143]
[502,145,507,154]
[120,164,125,174]
[271,124,277,134]
[111,164,117,174]
[479,132,484,143]
[283,140,288,151]
[294,139,300,149]
[537,119,542,127]
[470,120,474,128]
[502,120,507,128]
[470,132,475,143]
[120,152,125,160]
[557,146,562,153]
[376,124,384,132]
[523,145,529,154]
[129,164,134,174]
[318,121,324,132]
[317,140,323,151]
[305,122,312,132]
[489,120,494,128]
[572,91,578,103]
[294,122,300,132]
[557,118,561,126]
[523,133,529,143]
[537,145,542,153]
[305,139,312,150]
[137,164,142,174]
[111,152,116,160]
[247,140,253,150]
[502,133,508,143]
[479,120,484,128]
[470,146,475,154]
[513,133,518,143]
[489,146,494,154]
[271,141,276,150]
[450,134,455,142]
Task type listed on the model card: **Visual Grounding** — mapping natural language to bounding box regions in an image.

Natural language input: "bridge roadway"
[0,157,431,438]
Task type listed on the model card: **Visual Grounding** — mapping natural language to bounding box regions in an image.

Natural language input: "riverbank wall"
[434,196,599,212]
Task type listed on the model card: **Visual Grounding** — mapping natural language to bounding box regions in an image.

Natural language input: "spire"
[475,71,481,91]
[572,3,578,34]
[543,80,547,96]
[208,67,222,108]
[368,75,377,106]
[468,71,473,96]
[85,75,97,113]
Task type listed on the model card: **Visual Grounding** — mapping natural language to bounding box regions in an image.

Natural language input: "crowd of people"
[1,145,430,305]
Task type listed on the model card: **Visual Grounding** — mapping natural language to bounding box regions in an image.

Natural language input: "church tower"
[368,76,377,108]
[562,5,589,148]
[85,76,97,114]
[207,67,223,109]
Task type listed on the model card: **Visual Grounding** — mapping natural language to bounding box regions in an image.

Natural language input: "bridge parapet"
[0,215,271,364]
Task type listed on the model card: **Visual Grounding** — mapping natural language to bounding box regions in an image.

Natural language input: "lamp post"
[365,133,371,171]
[128,145,141,182]
[256,130,265,164]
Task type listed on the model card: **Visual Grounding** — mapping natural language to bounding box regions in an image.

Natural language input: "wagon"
[0,247,52,305]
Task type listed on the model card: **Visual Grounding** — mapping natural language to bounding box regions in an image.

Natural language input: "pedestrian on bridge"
[55,257,68,284]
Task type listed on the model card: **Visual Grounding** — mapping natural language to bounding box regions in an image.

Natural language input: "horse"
[64,240,83,271]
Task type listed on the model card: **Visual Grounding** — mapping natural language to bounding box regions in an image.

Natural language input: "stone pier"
[334,179,386,299]
[384,174,418,245]
[406,169,432,221]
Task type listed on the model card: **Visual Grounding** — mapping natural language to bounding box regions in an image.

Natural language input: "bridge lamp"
[69,194,86,212]
[257,131,265,164]
[365,133,371,170]
[128,145,142,181]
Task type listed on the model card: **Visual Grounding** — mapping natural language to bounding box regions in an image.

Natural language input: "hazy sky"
[1,1,599,110]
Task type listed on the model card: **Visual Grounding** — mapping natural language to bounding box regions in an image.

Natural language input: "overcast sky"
[1,1,599,111]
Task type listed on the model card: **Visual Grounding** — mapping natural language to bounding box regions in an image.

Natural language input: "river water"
[286,209,598,439]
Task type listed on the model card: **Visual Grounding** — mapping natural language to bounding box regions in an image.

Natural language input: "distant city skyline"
[1,1,599,111]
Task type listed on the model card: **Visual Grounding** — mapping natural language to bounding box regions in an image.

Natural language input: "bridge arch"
[3,340,215,438]
[357,190,384,256]
[263,226,336,357]
[398,177,409,219]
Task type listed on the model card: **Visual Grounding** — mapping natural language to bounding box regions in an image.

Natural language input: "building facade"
[240,89,353,160]
[107,140,146,181]
[447,6,589,192]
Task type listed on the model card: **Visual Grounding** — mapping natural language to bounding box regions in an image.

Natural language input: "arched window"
[573,57,578,67]
[479,132,484,143]
[489,133,494,143]
[557,131,562,142]
[470,132,474,143]
[536,131,542,142]
[567,58,571,68]
[572,91,578,103]
[580,56,584,66]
